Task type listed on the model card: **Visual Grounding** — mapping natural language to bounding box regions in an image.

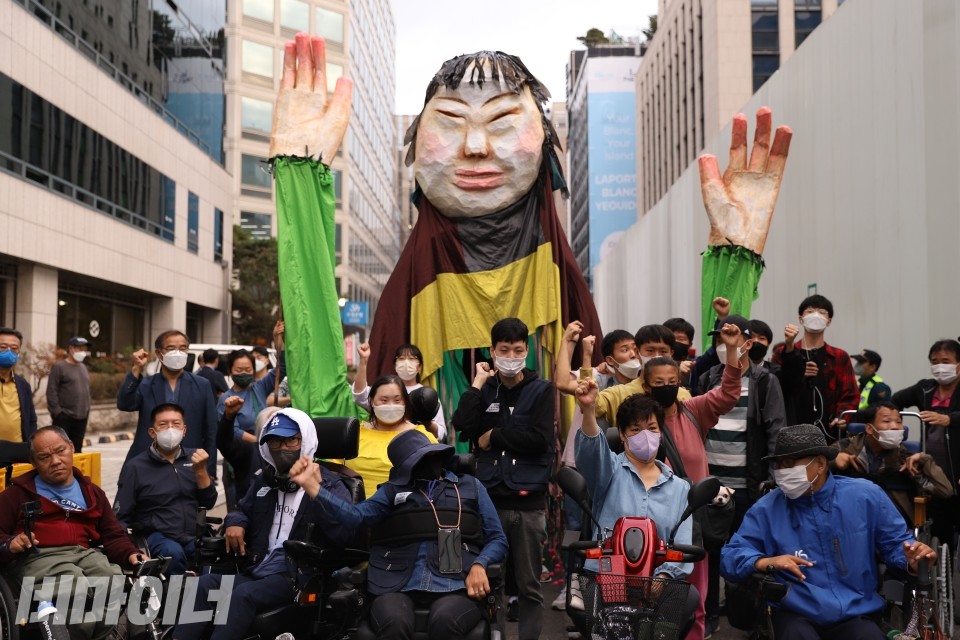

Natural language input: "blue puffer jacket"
[721,474,913,624]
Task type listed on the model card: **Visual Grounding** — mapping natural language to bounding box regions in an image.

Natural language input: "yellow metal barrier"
[0,452,102,491]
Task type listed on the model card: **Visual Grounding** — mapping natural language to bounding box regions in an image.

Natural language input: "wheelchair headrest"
[449,453,476,475]
[409,386,440,426]
[605,427,624,454]
[313,417,361,460]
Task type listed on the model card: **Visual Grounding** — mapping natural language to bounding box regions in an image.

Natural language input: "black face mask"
[673,343,691,362]
[749,343,769,362]
[272,449,301,475]
[650,384,680,408]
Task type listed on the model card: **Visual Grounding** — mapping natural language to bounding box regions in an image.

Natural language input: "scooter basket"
[578,572,690,640]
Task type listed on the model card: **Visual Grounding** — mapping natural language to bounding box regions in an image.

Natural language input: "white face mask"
[156,428,184,451]
[801,312,828,333]
[161,351,188,372]
[872,428,904,450]
[614,359,641,380]
[716,344,744,363]
[373,403,406,425]
[773,459,818,500]
[931,363,959,385]
[255,359,267,373]
[496,356,526,377]
[72,351,89,363]
[640,354,655,367]
[395,360,419,381]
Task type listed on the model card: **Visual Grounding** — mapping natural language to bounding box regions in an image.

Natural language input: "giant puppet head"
[403,51,566,217]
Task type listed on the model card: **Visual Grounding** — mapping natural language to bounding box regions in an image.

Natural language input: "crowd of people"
[0,290,952,639]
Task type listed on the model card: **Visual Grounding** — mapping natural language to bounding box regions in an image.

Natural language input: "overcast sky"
[391,0,660,115]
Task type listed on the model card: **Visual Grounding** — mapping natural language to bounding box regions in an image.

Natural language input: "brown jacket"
[833,433,954,526]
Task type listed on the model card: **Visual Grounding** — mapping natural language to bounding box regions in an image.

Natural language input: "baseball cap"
[259,412,301,444]
[707,315,751,337]
[68,337,89,347]
[852,349,882,367]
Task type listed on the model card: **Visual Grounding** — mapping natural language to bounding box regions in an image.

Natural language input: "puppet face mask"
[413,62,545,218]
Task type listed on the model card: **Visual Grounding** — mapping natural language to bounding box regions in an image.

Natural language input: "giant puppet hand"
[269,33,353,161]
[697,108,792,255]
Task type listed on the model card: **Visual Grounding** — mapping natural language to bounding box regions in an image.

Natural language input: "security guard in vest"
[853,349,893,410]
[290,429,508,640]
[453,317,557,640]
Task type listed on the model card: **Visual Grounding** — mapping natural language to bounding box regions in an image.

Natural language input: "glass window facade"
[0,73,175,240]
[242,40,275,78]
[795,1,822,48]
[188,192,199,253]
[241,96,273,134]
[243,0,274,22]
[316,7,344,43]
[150,0,227,163]
[241,154,271,190]
[751,0,780,91]
[326,63,344,93]
[214,207,224,261]
[281,0,309,31]
[241,211,273,238]
[57,291,146,356]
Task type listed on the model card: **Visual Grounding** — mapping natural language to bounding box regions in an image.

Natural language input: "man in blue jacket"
[117,330,217,477]
[721,424,936,639]
[172,408,354,640]
[116,402,217,574]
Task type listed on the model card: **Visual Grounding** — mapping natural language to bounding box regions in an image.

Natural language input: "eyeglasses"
[160,345,189,353]
[154,421,185,430]
[266,435,302,450]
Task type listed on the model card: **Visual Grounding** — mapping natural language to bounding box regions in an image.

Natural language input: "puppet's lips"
[454,169,504,190]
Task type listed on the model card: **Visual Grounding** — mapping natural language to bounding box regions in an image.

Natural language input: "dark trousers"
[172,571,292,640]
[53,414,88,452]
[369,591,484,640]
[145,532,195,576]
[497,508,545,640]
[705,490,752,617]
[771,610,884,640]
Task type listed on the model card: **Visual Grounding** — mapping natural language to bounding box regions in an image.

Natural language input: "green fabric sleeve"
[700,244,765,353]
[274,157,361,419]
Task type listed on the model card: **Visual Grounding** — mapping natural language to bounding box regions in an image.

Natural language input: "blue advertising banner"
[587,90,637,274]
[341,301,369,326]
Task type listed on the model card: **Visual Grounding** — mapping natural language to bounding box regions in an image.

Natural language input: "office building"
[227,0,400,321]
[638,0,844,213]
[0,0,233,353]
[566,42,643,286]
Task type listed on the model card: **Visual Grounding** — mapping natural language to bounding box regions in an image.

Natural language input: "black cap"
[68,337,89,347]
[708,315,751,337]
[852,349,882,367]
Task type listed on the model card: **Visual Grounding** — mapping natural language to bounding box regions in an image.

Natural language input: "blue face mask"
[0,350,18,369]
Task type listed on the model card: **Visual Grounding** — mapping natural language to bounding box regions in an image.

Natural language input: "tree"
[231,225,280,345]
[643,15,658,43]
[20,342,58,398]
[577,28,610,47]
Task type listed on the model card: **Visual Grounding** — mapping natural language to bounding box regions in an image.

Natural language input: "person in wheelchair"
[721,424,937,640]
[832,402,953,527]
[288,428,508,640]
[116,402,217,575]
[573,380,694,581]
[0,426,144,640]
[173,408,355,640]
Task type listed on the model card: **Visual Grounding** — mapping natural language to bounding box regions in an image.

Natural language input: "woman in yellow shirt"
[346,375,437,490]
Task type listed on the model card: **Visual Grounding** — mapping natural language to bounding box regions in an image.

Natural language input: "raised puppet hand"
[698,107,792,255]
[269,33,353,161]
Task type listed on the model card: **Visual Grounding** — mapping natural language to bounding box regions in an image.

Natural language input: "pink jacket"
[664,364,742,482]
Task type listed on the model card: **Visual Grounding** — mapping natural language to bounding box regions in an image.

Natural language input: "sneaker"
[704,614,720,639]
[568,574,584,611]
[551,590,566,610]
[507,598,519,622]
